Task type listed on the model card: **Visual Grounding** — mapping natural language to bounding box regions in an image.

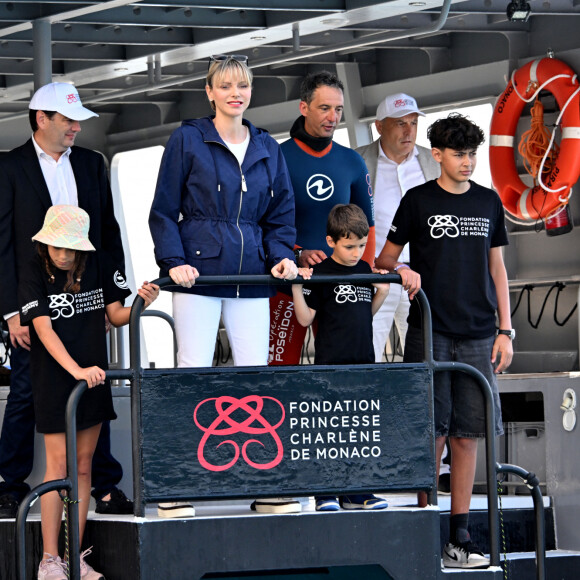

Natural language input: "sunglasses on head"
[208,54,249,69]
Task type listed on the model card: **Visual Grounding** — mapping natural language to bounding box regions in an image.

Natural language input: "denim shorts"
[404,326,503,439]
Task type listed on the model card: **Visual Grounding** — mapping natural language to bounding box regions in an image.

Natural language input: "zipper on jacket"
[235,169,247,297]
[207,138,250,298]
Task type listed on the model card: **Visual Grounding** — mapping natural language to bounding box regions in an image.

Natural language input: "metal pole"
[413,290,437,506]
[32,20,52,90]
[129,295,145,516]
[64,381,87,580]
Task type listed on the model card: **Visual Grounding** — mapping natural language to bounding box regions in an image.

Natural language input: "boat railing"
[14,272,546,580]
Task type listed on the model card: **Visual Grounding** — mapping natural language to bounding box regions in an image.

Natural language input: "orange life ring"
[489,57,580,221]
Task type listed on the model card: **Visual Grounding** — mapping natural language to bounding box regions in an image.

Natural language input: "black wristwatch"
[294,248,303,261]
[497,329,516,340]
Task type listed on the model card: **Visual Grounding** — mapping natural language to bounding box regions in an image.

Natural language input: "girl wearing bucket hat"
[18,205,159,580]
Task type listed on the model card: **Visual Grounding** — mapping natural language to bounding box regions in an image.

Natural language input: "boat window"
[370,103,493,188]
[111,146,175,368]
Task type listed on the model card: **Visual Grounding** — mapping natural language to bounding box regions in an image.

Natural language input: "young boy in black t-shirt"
[292,203,390,512]
[376,114,513,569]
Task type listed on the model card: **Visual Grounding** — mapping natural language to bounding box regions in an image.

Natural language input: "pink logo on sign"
[194,395,285,472]
[66,93,79,104]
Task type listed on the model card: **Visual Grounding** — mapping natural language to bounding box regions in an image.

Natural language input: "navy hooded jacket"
[149,116,296,298]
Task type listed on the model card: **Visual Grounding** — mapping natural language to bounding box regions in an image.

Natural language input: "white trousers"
[372,284,411,363]
[172,293,270,368]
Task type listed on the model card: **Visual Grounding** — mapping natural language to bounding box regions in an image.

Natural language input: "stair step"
[502,549,580,579]
[441,566,503,577]
[441,550,580,578]
[440,506,556,553]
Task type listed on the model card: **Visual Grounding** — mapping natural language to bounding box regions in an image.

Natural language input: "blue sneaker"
[315,496,340,511]
[340,494,388,510]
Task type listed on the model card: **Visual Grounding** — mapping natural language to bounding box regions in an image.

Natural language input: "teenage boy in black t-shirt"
[376,114,513,570]
[292,203,390,512]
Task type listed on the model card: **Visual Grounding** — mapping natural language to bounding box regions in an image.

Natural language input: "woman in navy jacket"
[149,55,297,368]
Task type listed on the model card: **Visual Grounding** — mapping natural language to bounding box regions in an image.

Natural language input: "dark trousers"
[0,345,123,502]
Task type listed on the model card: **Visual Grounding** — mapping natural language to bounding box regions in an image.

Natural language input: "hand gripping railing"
[17,272,543,578]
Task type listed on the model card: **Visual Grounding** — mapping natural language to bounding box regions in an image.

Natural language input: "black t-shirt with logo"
[387,179,508,338]
[19,251,131,433]
[303,258,374,365]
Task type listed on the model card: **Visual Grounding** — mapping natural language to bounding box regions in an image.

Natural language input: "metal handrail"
[15,369,132,580]
[17,272,510,578]
[497,463,546,580]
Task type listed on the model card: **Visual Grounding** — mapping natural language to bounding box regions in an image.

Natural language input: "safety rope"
[537,83,580,197]
[511,67,580,196]
[59,491,80,579]
[510,283,578,328]
[498,477,509,579]
[384,325,403,363]
[214,331,232,366]
[517,99,559,180]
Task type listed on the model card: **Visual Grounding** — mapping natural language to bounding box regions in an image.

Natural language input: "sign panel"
[139,364,434,500]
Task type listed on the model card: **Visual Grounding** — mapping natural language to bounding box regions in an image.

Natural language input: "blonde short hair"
[206,57,252,111]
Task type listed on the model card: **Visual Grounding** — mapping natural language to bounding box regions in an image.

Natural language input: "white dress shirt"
[374,145,425,262]
[32,134,78,206]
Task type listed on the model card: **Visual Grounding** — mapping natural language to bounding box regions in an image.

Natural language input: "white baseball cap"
[376,93,425,121]
[29,82,98,121]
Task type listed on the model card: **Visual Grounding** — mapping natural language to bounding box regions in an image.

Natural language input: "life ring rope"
[537,85,580,194]
[510,70,577,103]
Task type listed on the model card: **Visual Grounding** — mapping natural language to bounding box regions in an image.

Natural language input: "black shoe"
[438,473,451,495]
[0,493,19,518]
[95,488,133,515]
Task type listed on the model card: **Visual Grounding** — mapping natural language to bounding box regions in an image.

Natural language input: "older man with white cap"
[0,82,132,520]
[356,92,440,362]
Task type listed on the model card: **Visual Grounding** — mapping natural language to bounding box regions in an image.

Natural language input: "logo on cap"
[66,93,80,104]
[394,98,413,108]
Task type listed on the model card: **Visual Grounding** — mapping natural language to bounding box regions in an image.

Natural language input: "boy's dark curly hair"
[427,113,485,150]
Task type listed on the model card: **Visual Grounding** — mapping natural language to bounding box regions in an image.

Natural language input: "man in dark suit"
[0,82,132,517]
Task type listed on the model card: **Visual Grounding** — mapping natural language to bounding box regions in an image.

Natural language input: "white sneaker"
[157,501,195,518]
[250,498,302,514]
[442,541,490,569]
[79,547,105,579]
[38,553,67,580]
